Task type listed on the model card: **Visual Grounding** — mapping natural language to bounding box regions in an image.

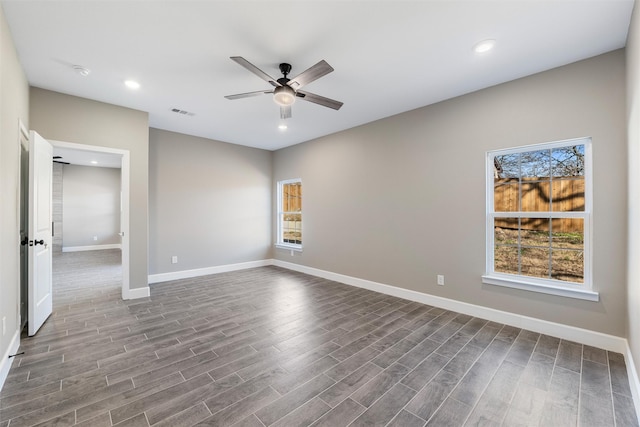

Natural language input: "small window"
[277,179,302,250]
[483,138,597,301]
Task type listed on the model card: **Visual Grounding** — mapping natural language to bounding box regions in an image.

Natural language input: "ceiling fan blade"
[230,56,279,87]
[225,90,273,100]
[287,60,334,90]
[297,90,343,110]
[280,105,292,119]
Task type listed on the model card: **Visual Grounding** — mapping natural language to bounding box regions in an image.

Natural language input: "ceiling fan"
[52,156,69,165]
[225,56,343,119]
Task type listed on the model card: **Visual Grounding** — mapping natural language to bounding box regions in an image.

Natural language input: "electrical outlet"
[93,236,98,241]
[171,256,178,264]
[437,275,445,286]
[2,317,6,336]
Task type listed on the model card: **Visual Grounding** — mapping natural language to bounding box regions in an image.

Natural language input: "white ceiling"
[2,0,634,151]
[53,146,122,169]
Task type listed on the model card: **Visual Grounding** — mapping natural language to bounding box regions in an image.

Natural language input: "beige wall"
[149,128,272,275]
[627,2,640,391]
[274,50,627,337]
[62,165,121,249]
[29,88,149,290]
[0,4,29,370]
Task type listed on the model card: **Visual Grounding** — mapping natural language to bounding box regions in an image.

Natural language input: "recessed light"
[278,124,288,131]
[473,39,496,54]
[90,160,98,165]
[124,80,140,90]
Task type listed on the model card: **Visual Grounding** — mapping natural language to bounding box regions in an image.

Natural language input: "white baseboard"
[272,260,627,353]
[0,330,20,392]
[626,346,640,425]
[62,244,121,253]
[122,285,150,300]
[148,259,272,284]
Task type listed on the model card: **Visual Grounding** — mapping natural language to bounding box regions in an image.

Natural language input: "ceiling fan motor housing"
[279,63,292,77]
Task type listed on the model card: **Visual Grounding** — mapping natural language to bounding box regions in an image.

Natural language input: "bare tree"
[493,145,584,179]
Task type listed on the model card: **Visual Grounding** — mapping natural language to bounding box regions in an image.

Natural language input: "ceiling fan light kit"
[273,85,296,106]
[225,56,343,120]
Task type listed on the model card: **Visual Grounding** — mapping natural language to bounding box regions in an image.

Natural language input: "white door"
[28,131,53,336]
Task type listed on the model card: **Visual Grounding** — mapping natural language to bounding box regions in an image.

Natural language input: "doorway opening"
[18,136,132,334]
[49,140,131,299]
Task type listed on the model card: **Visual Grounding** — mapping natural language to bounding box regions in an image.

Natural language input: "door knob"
[20,237,28,246]
[33,239,45,246]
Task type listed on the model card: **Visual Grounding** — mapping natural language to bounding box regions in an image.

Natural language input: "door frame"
[18,121,29,331]
[49,140,131,299]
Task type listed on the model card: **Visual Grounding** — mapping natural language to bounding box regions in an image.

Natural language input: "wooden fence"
[494,176,584,233]
[282,182,302,243]
[282,182,302,212]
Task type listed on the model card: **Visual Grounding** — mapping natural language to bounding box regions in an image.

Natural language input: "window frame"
[482,137,598,301]
[276,178,303,251]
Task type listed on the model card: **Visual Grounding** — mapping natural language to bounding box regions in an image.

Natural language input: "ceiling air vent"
[170,108,195,116]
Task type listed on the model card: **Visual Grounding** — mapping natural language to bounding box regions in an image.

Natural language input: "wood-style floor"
[0,249,637,427]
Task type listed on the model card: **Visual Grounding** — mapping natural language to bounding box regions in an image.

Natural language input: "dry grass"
[283,231,302,244]
[494,227,583,283]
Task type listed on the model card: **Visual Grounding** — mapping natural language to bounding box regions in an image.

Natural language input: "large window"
[277,179,302,249]
[483,138,597,301]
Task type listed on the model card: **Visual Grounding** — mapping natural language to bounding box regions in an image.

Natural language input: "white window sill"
[275,243,303,253]
[482,274,599,302]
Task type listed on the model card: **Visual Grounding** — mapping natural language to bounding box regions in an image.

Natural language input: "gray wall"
[52,163,63,252]
[149,128,272,275]
[62,165,121,249]
[0,4,29,369]
[274,50,627,337]
[627,2,640,389]
[29,88,149,290]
